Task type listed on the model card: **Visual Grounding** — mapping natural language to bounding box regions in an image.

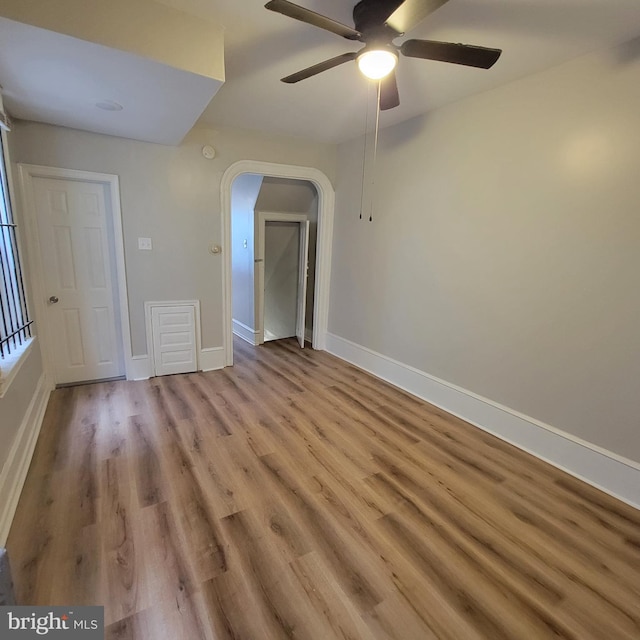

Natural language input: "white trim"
[1,130,36,398]
[0,93,11,133]
[130,345,223,378]
[200,347,225,371]
[232,319,259,346]
[0,337,35,398]
[18,164,135,382]
[326,333,640,510]
[130,354,152,381]
[304,328,313,343]
[0,371,52,546]
[144,300,201,377]
[221,160,335,366]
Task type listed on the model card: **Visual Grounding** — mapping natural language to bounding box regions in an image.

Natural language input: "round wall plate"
[202,145,216,160]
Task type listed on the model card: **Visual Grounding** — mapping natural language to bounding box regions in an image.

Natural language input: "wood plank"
[6,336,640,639]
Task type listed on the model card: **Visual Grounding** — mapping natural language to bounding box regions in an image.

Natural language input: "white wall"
[330,37,640,464]
[10,121,336,357]
[0,346,43,471]
[255,178,317,213]
[0,341,49,545]
[231,173,263,332]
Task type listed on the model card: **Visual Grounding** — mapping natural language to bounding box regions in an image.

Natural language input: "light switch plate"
[138,237,152,250]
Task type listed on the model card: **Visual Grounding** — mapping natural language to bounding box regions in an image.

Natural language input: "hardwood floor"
[7,337,640,639]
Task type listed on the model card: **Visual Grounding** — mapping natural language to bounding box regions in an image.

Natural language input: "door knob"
[49,296,59,304]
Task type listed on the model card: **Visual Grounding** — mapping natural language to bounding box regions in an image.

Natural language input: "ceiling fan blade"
[401,39,502,69]
[281,52,357,83]
[380,70,400,110]
[386,0,450,34]
[265,0,361,40]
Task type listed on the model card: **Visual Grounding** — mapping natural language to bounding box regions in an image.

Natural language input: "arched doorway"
[221,161,335,366]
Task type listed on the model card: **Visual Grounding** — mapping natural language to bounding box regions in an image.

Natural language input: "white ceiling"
[0,16,222,145]
[2,1,640,145]
[168,0,640,143]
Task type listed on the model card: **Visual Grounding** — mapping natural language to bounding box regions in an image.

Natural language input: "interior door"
[33,177,124,384]
[296,220,310,348]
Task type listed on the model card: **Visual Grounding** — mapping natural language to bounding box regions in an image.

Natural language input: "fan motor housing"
[353,0,403,39]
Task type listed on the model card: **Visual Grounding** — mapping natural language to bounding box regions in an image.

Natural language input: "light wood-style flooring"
[7,337,640,639]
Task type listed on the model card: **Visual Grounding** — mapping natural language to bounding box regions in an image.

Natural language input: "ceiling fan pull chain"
[370,79,382,223]
[359,80,372,220]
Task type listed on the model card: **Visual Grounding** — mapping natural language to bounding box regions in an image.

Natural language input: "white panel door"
[296,220,310,349]
[151,305,197,376]
[33,177,124,384]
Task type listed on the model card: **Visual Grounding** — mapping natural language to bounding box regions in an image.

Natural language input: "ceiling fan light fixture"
[357,47,398,80]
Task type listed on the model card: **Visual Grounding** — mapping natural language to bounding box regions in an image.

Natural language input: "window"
[0,129,33,361]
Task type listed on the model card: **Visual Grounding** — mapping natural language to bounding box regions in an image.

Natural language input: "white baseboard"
[233,319,259,346]
[325,333,640,510]
[0,372,52,546]
[200,347,225,372]
[129,349,225,379]
[129,355,152,381]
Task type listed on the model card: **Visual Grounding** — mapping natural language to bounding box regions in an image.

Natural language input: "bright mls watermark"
[0,607,103,639]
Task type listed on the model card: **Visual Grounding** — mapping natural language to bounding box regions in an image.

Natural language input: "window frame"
[0,127,35,398]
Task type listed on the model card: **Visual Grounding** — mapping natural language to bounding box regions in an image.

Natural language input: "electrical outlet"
[138,237,152,251]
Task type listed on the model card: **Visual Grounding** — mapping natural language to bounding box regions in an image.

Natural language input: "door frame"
[221,161,335,366]
[18,164,134,382]
[256,211,309,346]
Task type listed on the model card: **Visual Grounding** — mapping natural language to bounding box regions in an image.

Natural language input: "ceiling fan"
[265,0,502,110]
